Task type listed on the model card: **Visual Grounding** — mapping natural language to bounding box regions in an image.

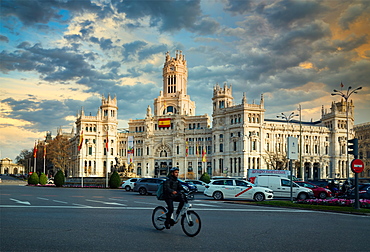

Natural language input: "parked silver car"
[133,178,165,195]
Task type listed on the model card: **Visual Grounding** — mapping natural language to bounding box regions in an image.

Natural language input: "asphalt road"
[1,185,369,252]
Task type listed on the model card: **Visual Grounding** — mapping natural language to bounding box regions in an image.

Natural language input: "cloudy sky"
[1,0,370,161]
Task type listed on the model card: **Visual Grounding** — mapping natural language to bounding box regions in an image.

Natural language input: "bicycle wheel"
[181,210,201,237]
[152,206,167,230]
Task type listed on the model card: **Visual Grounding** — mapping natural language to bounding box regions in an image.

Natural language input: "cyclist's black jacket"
[163,174,183,200]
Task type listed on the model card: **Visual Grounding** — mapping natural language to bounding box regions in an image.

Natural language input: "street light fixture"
[331,85,362,179]
[276,112,299,123]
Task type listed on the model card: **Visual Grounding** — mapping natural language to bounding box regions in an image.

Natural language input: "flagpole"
[33,141,37,173]
[184,155,187,180]
[44,151,45,174]
[106,132,109,188]
[81,151,84,188]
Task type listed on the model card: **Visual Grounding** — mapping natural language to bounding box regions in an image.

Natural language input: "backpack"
[156,180,165,200]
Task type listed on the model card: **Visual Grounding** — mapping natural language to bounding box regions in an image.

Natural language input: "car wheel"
[254,192,265,202]
[125,185,131,191]
[213,191,223,200]
[139,187,147,195]
[318,192,327,199]
[298,192,308,200]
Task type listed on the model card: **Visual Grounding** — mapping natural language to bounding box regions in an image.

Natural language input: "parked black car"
[344,183,370,199]
[179,179,197,192]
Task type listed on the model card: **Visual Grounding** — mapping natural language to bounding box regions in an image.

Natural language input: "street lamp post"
[277,111,299,202]
[331,85,362,179]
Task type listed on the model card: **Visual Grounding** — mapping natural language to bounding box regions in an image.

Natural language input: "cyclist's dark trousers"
[165,194,186,221]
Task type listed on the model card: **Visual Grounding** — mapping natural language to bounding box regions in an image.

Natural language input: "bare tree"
[263,151,289,170]
[47,135,70,172]
[15,149,33,165]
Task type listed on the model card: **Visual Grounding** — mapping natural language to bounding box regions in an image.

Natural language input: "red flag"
[33,141,37,158]
[106,134,109,151]
[185,141,189,157]
[78,130,84,151]
[340,82,344,88]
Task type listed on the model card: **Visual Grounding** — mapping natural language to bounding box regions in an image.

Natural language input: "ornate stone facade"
[70,50,363,181]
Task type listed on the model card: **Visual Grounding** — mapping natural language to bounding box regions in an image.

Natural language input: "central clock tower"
[153,50,195,116]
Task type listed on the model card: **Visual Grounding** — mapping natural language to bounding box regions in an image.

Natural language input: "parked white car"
[121,178,139,191]
[185,180,207,193]
[204,179,273,201]
[254,175,314,200]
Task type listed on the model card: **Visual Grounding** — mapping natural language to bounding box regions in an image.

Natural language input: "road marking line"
[85,199,127,206]
[133,201,158,205]
[53,200,68,204]
[193,203,221,207]
[108,198,128,202]
[9,198,31,205]
[37,197,49,200]
[72,203,93,208]
[0,205,368,217]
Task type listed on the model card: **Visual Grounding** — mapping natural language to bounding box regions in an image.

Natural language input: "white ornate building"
[70,50,358,181]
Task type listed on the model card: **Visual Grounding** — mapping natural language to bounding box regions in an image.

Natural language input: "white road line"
[37,197,49,200]
[133,201,158,206]
[9,198,31,205]
[53,200,68,204]
[193,203,221,207]
[0,204,369,217]
[85,199,127,206]
[72,203,93,208]
[108,198,128,202]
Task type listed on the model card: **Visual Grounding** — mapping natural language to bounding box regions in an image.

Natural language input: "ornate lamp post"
[277,112,299,124]
[331,85,362,179]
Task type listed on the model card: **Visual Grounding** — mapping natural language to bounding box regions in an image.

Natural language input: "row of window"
[103,109,115,117]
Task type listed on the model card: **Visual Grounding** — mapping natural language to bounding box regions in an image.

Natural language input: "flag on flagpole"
[340,82,344,88]
[196,143,199,156]
[106,133,109,151]
[78,130,84,151]
[202,148,206,163]
[43,145,46,158]
[33,141,37,158]
[185,141,188,157]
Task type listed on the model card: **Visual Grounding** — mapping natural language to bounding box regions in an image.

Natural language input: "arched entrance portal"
[304,162,311,180]
[313,162,320,180]
[154,160,172,177]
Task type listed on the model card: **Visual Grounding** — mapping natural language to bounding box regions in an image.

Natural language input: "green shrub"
[109,171,121,189]
[28,172,39,185]
[200,172,211,184]
[54,170,65,187]
[39,173,48,185]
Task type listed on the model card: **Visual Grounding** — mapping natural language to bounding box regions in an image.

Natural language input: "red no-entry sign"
[351,159,364,173]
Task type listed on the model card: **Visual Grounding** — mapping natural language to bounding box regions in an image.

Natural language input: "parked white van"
[254,175,314,200]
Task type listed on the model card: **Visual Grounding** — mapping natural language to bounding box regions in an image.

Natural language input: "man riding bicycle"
[163,167,186,229]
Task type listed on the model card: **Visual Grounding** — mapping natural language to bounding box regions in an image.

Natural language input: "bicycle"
[152,189,201,237]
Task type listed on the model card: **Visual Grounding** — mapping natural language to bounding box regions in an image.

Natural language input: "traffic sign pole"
[351,159,364,210]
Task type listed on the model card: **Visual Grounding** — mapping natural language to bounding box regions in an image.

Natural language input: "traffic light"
[348,138,358,158]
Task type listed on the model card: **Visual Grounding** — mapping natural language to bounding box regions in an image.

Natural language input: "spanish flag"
[106,133,109,151]
[202,148,206,163]
[33,141,37,158]
[185,141,188,157]
[158,118,171,128]
[78,130,84,151]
